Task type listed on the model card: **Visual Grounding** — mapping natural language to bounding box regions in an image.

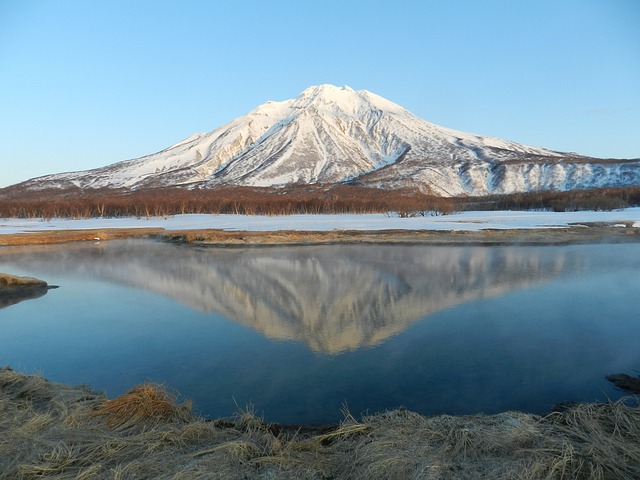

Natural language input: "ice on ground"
[1,209,640,235]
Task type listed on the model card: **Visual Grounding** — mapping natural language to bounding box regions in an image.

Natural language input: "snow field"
[1,209,639,235]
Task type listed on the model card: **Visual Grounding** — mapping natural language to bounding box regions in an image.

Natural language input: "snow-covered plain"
[1,209,639,235]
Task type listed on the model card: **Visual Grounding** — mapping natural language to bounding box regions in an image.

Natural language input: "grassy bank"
[1,368,639,479]
[1,223,640,248]
[0,273,51,309]
[0,273,48,287]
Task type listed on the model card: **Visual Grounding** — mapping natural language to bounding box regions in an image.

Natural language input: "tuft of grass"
[92,383,192,430]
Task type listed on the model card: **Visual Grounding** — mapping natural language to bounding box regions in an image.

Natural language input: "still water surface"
[1,239,639,424]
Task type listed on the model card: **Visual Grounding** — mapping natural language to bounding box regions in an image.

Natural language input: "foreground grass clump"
[92,383,192,430]
[1,367,639,479]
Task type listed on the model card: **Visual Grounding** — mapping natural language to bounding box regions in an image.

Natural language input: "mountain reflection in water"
[0,240,585,353]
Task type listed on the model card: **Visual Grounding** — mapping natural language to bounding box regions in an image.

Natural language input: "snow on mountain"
[9,84,640,196]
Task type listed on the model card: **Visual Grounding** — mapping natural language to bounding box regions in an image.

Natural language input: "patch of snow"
[1,209,639,235]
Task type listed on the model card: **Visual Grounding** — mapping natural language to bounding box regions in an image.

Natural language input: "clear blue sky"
[1,0,639,187]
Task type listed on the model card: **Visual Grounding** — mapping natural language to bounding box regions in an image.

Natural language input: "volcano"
[9,84,640,196]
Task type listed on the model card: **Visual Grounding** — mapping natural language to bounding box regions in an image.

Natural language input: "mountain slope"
[9,84,640,196]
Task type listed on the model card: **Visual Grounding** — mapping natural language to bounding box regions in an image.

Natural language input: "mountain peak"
[249,84,361,119]
[8,85,640,196]
[295,83,360,108]
[291,83,407,118]
[299,84,353,97]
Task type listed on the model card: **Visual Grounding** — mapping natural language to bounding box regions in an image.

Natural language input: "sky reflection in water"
[1,240,639,424]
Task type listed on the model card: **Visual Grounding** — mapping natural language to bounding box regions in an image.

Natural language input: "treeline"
[0,185,455,219]
[460,186,640,212]
[0,184,638,219]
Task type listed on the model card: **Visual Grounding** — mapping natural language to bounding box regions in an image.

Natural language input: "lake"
[1,239,639,424]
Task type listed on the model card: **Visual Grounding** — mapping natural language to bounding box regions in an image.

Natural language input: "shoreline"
[2,218,640,477]
[1,367,638,479]
[0,222,639,247]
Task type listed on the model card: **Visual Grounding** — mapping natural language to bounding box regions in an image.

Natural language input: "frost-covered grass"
[1,208,640,235]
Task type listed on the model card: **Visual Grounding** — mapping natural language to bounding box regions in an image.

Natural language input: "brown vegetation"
[1,184,639,220]
[92,384,192,430]
[462,186,640,212]
[0,273,51,309]
[161,225,640,247]
[2,224,639,248]
[0,272,48,288]
[0,184,455,219]
[1,367,640,479]
[0,228,164,246]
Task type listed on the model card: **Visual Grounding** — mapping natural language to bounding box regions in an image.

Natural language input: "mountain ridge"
[7,84,640,197]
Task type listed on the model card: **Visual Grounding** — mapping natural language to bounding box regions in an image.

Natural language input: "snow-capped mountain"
[9,84,640,196]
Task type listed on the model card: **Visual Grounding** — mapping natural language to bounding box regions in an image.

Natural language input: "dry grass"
[92,383,192,430]
[0,228,164,246]
[2,224,639,249]
[0,273,48,287]
[1,366,639,479]
[0,273,50,308]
